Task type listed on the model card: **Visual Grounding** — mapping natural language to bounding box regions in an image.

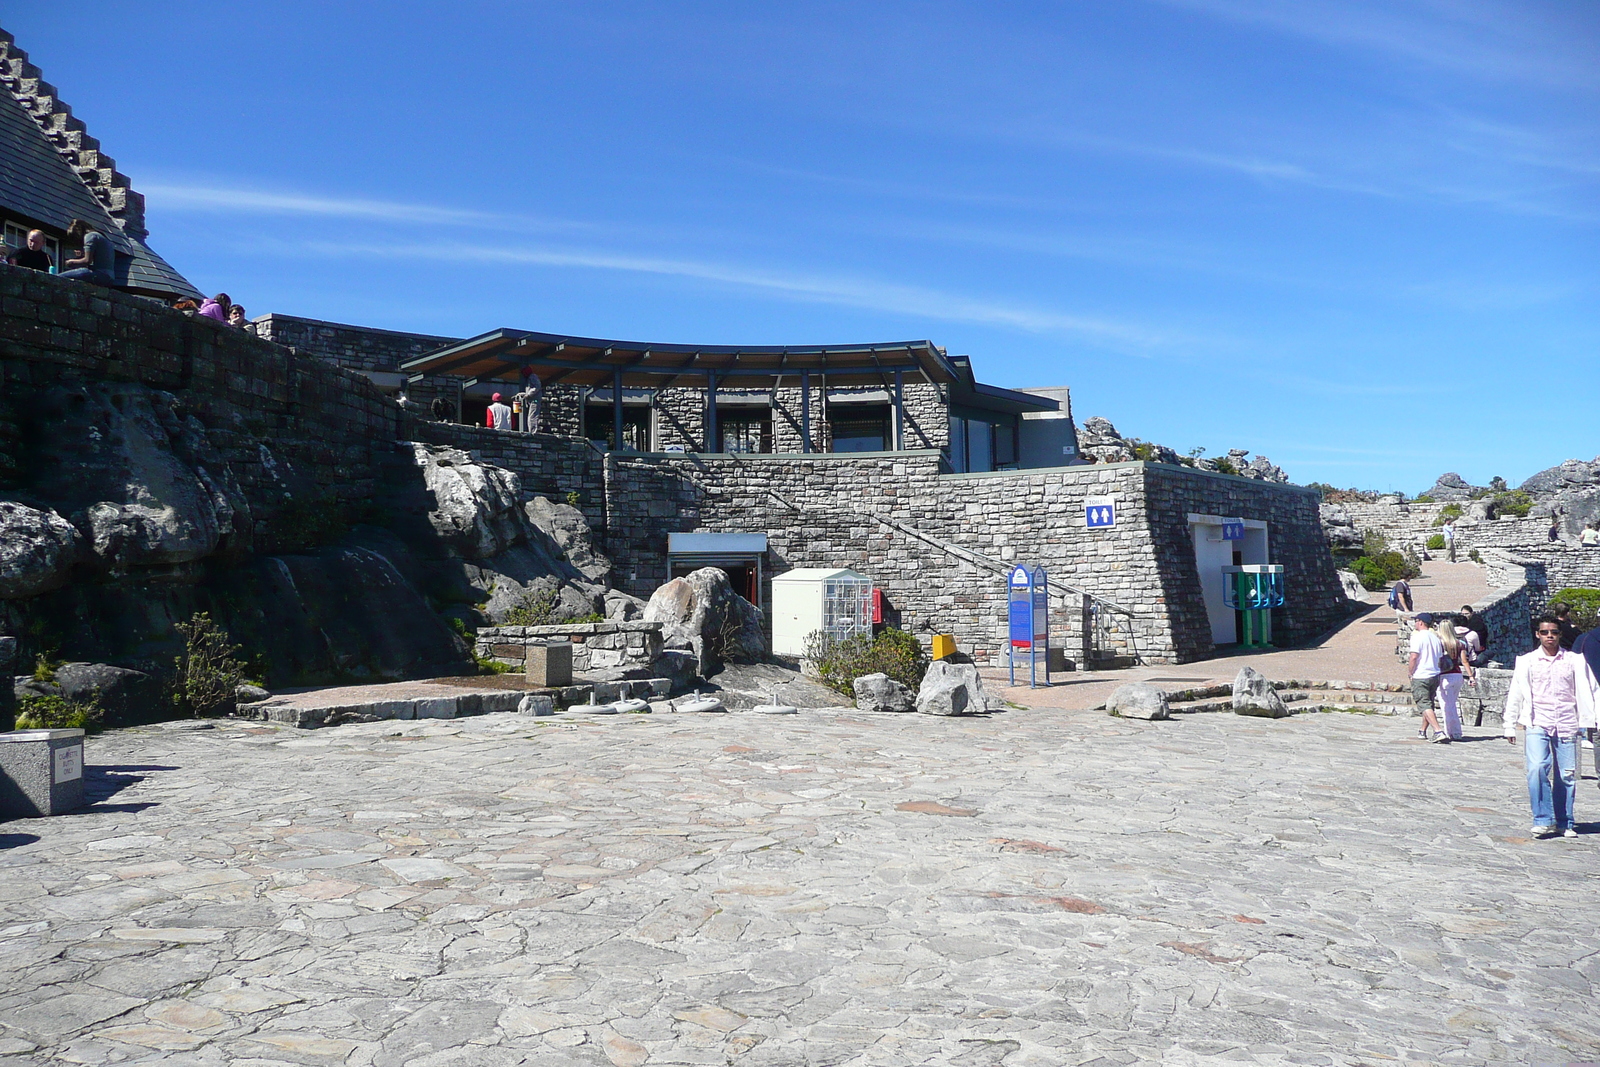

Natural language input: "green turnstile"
[1222,565,1284,648]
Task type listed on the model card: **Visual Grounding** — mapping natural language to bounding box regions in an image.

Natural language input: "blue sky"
[15,1,1598,491]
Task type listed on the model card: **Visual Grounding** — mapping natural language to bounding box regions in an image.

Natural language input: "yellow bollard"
[930,634,957,661]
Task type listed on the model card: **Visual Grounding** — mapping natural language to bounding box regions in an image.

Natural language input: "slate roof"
[0,59,199,300]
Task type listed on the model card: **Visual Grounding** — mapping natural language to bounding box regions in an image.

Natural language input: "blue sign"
[1085,495,1115,529]
[1222,520,1245,541]
[1006,564,1050,687]
[1009,598,1034,648]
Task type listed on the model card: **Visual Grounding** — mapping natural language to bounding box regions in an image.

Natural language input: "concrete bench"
[0,729,86,818]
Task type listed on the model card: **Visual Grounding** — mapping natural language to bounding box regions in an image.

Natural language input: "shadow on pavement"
[0,833,41,849]
[76,764,179,814]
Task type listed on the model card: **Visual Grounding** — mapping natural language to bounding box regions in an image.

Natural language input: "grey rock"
[705,661,851,710]
[517,693,555,716]
[1427,472,1481,502]
[1336,570,1369,602]
[1466,499,1494,522]
[1106,682,1169,720]
[642,567,765,676]
[54,663,160,727]
[915,660,989,716]
[526,496,611,583]
[409,443,531,560]
[853,672,916,713]
[1233,665,1289,718]
[0,501,79,599]
[236,683,272,705]
[1076,416,1136,464]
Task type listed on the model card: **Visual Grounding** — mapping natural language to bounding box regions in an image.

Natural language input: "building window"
[585,404,652,451]
[948,414,1014,473]
[3,222,60,271]
[829,405,890,453]
[718,410,772,454]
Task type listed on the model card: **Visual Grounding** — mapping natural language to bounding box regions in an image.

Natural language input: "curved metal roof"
[401,328,961,389]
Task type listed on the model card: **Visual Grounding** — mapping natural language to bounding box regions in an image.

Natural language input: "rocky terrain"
[1074,416,1289,483]
[1422,461,1599,534]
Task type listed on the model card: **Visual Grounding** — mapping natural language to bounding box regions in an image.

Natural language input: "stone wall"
[601,453,1344,664]
[1482,547,1600,620]
[475,621,663,674]
[252,313,464,415]
[0,267,405,530]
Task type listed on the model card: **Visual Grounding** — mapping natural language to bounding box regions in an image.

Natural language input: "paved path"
[2,696,1595,1065]
[988,560,1491,711]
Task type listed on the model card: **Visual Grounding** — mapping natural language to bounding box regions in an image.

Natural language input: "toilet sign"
[1222,519,1245,541]
[1085,496,1115,529]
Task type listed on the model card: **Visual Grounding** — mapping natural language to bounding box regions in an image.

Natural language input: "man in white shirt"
[486,392,513,431]
[1504,614,1600,838]
[1407,612,1446,742]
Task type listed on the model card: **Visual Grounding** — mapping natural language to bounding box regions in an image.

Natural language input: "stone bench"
[477,622,664,674]
[0,729,86,818]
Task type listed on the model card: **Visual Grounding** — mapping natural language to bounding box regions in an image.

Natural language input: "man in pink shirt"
[1504,613,1600,837]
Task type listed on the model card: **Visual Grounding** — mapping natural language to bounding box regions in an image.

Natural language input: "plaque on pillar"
[0,729,86,818]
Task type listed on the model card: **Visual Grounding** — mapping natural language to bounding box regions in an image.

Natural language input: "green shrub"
[16,693,103,732]
[31,652,62,684]
[504,588,558,627]
[1432,504,1464,525]
[1212,457,1239,476]
[172,612,247,718]
[1425,534,1446,551]
[1413,493,1434,503]
[1492,490,1533,518]
[474,651,517,675]
[803,627,929,697]
[1551,589,1600,631]
[1350,549,1421,591]
[565,491,581,508]
[1469,549,1482,563]
[1130,441,1156,462]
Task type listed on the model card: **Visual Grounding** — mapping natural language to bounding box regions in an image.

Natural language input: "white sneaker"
[1531,825,1554,837]
[1562,828,1578,838]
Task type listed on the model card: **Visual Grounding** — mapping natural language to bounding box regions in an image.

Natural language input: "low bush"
[16,693,103,732]
[1211,457,1239,476]
[1551,589,1600,631]
[1425,534,1446,551]
[504,588,558,627]
[1492,490,1533,518]
[172,612,247,718]
[803,627,929,697]
[1350,549,1421,591]
[1432,504,1464,525]
[1469,549,1482,563]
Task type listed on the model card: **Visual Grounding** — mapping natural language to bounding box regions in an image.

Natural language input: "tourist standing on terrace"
[1442,519,1457,562]
[1435,616,1474,741]
[59,219,115,286]
[227,305,249,329]
[1389,578,1413,614]
[1407,612,1447,742]
[198,294,232,323]
[487,393,513,431]
[1459,605,1491,665]
[1504,614,1599,838]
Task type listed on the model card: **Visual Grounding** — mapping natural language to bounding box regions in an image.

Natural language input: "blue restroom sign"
[1085,496,1115,529]
[1222,519,1245,541]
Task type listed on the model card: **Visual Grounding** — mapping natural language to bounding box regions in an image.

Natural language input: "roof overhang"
[401,329,959,389]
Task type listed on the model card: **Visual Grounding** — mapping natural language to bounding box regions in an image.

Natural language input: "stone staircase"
[0,28,147,238]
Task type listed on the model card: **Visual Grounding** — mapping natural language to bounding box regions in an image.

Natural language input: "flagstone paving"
[1,701,1596,1065]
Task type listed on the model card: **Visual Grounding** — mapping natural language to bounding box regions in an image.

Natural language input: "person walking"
[1504,614,1599,838]
[1435,615,1474,741]
[1389,578,1413,614]
[1442,519,1457,562]
[1408,612,1447,742]
[59,219,116,286]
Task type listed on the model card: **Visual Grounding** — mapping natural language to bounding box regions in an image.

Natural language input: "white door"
[1192,524,1236,645]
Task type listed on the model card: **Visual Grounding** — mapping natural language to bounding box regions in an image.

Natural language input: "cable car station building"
[384,324,1347,666]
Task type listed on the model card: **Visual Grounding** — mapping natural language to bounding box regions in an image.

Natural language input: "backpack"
[1387,585,1400,609]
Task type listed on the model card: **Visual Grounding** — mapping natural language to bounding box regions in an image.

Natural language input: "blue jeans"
[1524,730,1578,829]
[58,268,114,286]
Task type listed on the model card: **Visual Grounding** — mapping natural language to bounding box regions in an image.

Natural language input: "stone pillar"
[0,730,86,818]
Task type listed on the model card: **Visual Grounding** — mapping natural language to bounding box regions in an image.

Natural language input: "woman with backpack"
[1435,615,1475,741]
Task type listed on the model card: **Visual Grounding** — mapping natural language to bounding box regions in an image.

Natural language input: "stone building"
[0,30,199,302]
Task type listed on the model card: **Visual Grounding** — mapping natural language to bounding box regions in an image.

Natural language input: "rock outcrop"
[1426,473,1482,502]
[853,672,916,713]
[915,660,989,716]
[643,567,765,676]
[1233,666,1289,718]
[1521,457,1600,536]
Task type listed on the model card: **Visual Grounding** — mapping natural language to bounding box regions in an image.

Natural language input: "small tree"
[172,612,247,718]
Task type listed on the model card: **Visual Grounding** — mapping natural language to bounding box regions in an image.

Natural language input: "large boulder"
[1427,472,1481,502]
[1076,416,1136,464]
[409,444,530,560]
[1106,682,1169,720]
[643,568,765,676]
[53,662,161,727]
[1336,569,1369,602]
[1233,666,1289,718]
[526,496,610,583]
[915,660,989,716]
[854,672,915,713]
[0,501,79,599]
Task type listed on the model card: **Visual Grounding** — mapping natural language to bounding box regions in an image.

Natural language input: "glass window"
[585,404,651,451]
[948,416,968,473]
[966,419,993,472]
[829,405,889,453]
[718,411,772,454]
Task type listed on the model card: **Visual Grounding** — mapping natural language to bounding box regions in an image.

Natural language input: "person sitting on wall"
[1460,604,1491,664]
[198,293,232,323]
[430,396,452,423]
[10,230,53,272]
[58,219,116,286]
[227,305,249,329]
[486,393,513,431]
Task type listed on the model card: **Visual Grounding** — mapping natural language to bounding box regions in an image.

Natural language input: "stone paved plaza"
[1,704,1597,1066]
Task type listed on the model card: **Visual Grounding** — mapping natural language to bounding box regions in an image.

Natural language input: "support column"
[893,369,905,451]
[706,370,719,453]
[800,370,811,454]
[612,369,624,452]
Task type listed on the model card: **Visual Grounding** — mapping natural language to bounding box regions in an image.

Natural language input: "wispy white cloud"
[1150,0,1600,90]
